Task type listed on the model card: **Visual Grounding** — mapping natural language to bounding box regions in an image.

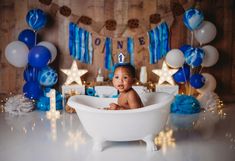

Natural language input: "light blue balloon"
[38,66,58,87]
[183,8,204,31]
[184,47,205,67]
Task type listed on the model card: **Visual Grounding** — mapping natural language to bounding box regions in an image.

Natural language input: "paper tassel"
[148,22,170,64]
[104,37,113,70]
[69,22,93,64]
[127,37,134,66]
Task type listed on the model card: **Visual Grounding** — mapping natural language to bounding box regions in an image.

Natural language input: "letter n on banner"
[93,33,105,54]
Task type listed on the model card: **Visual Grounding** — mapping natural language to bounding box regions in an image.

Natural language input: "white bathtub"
[68,92,174,152]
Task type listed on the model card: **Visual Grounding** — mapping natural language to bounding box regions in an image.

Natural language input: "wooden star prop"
[61,61,88,85]
[152,61,177,85]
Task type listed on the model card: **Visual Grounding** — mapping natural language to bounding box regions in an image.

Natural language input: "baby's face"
[112,67,134,93]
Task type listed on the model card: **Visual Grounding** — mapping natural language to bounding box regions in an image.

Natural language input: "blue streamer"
[127,37,134,66]
[148,22,170,64]
[69,22,93,64]
[104,37,113,70]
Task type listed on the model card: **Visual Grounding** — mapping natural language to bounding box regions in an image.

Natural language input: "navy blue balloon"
[184,47,205,67]
[23,81,43,100]
[23,64,40,81]
[18,29,36,49]
[26,9,47,31]
[183,8,204,31]
[189,74,205,89]
[173,64,190,83]
[28,46,51,68]
[179,44,191,54]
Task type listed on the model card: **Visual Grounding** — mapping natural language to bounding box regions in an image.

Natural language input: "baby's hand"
[109,103,119,110]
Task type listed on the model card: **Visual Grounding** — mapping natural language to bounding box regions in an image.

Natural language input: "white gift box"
[155,84,179,95]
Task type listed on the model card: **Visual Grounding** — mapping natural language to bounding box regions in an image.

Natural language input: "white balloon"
[194,21,217,45]
[202,45,219,67]
[165,49,185,68]
[5,41,29,68]
[38,41,57,63]
[197,73,217,94]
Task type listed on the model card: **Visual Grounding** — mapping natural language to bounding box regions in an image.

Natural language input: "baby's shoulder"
[127,89,138,97]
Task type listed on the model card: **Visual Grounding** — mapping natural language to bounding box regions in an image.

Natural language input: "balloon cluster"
[165,8,218,94]
[5,8,61,107]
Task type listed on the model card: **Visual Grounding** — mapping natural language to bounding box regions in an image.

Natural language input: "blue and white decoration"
[183,8,204,31]
[118,53,125,63]
[69,22,93,64]
[148,22,170,64]
[26,8,47,31]
[184,47,205,67]
[38,66,58,87]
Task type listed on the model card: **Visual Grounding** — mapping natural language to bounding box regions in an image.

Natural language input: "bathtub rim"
[68,92,174,114]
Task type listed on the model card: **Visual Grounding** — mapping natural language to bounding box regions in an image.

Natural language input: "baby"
[108,63,143,110]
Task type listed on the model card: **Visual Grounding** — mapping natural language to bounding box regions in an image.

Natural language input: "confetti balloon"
[38,66,58,87]
[183,8,204,31]
[26,8,47,31]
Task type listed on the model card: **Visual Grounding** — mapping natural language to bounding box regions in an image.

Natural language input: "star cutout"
[152,61,177,85]
[61,61,88,85]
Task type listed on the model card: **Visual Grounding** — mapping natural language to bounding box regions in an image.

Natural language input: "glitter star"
[61,61,88,85]
[152,61,177,85]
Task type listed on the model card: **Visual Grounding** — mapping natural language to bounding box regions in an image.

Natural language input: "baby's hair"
[114,63,136,78]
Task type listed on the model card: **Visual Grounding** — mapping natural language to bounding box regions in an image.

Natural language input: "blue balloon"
[26,9,47,31]
[23,81,43,100]
[18,29,36,49]
[179,44,191,54]
[23,64,40,81]
[183,8,204,31]
[173,64,190,83]
[38,66,58,87]
[189,74,205,89]
[28,46,51,68]
[184,47,205,67]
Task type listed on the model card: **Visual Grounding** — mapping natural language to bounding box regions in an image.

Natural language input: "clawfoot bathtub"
[68,92,174,152]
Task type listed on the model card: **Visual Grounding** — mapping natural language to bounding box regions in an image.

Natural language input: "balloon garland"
[164,7,220,117]
[4,8,62,111]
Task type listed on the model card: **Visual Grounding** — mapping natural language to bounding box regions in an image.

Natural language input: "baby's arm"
[127,90,144,109]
